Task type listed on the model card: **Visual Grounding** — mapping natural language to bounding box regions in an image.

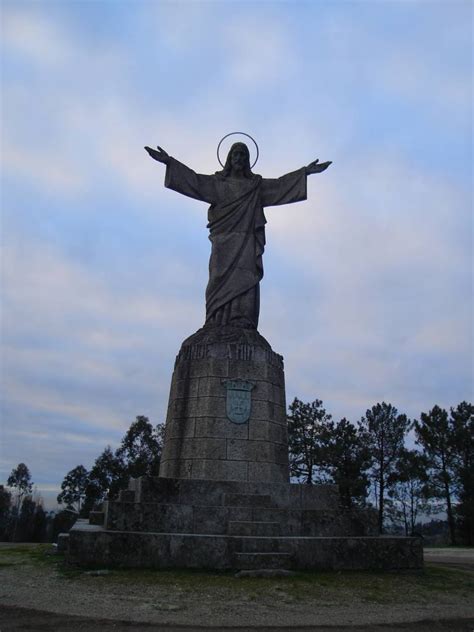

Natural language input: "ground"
[0,544,473,631]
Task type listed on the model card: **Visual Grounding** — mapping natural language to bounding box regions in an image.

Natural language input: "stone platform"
[67,326,423,571]
[68,476,423,570]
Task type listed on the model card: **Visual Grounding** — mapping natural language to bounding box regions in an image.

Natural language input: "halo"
[217,132,259,169]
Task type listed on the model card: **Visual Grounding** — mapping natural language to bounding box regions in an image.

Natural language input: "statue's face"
[230,144,248,172]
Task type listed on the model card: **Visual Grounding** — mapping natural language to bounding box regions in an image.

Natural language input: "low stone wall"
[68,522,423,571]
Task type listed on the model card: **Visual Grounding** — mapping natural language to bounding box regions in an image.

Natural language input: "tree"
[16,496,36,542]
[57,465,89,513]
[116,416,164,480]
[7,463,33,509]
[450,401,473,545]
[51,509,78,543]
[414,405,457,544]
[82,446,126,516]
[0,485,11,541]
[361,402,410,534]
[7,463,33,541]
[31,503,48,543]
[318,417,372,509]
[287,398,331,484]
[389,449,431,536]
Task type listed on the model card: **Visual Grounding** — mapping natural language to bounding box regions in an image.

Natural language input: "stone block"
[288,485,302,509]
[228,521,280,537]
[159,459,193,479]
[272,384,286,407]
[57,533,70,552]
[191,459,248,481]
[173,378,200,399]
[171,397,200,417]
[253,508,302,536]
[193,506,228,535]
[194,417,248,440]
[248,461,289,484]
[197,376,225,398]
[194,396,227,418]
[184,437,226,460]
[227,359,268,381]
[249,420,287,444]
[106,501,194,533]
[235,537,289,553]
[164,418,196,440]
[250,400,275,421]
[224,492,273,507]
[267,364,285,387]
[301,484,339,510]
[234,552,293,570]
[188,358,229,379]
[118,489,136,502]
[226,439,288,464]
[177,479,227,506]
[226,506,253,522]
[301,510,342,537]
[251,381,273,401]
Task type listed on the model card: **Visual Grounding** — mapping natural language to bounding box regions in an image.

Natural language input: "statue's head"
[219,142,253,178]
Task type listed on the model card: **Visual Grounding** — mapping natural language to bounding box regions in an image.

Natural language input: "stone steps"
[224,493,273,508]
[228,521,280,536]
[236,537,291,553]
[234,552,293,570]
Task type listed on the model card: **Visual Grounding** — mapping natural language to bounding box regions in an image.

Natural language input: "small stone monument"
[68,135,422,570]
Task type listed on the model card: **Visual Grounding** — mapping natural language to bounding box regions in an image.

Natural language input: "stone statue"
[145,142,331,329]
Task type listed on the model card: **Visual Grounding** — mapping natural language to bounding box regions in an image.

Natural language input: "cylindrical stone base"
[159,326,289,483]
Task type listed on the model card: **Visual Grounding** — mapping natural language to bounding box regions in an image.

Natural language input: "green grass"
[1,544,472,605]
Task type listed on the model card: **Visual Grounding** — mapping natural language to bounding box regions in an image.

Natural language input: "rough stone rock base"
[68,522,423,571]
[67,476,423,571]
[159,326,289,483]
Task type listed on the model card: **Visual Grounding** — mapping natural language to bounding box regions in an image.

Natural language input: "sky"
[1,0,472,508]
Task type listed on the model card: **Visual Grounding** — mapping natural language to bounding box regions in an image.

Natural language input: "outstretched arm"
[261,159,332,207]
[305,159,332,175]
[145,145,170,165]
[145,144,216,204]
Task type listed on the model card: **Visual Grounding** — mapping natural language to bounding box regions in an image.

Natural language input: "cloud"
[222,16,297,86]
[2,10,69,67]
[1,1,471,506]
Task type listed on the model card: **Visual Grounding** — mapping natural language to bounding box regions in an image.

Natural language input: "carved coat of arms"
[222,379,255,424]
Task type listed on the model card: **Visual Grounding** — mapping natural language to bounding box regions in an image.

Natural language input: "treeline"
[288,399,473,544]
[0,466,77,543]
[56,415,164,516]
[1,403,472,545]
[0,416,163,543]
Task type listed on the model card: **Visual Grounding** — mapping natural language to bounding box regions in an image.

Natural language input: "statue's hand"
[306,159,332,175]
[144,145,170,165]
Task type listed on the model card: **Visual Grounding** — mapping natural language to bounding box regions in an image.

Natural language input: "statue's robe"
[165,158,307,328]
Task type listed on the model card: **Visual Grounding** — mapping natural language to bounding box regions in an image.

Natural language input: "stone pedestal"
[67,326,424,571]
[160,326,288,483]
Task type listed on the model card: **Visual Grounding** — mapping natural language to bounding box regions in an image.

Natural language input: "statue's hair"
[217,142,254,178]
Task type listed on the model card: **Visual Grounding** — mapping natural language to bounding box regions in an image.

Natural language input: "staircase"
[224,492,293,570]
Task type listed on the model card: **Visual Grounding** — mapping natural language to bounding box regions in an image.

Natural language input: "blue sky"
[1,0,472,508]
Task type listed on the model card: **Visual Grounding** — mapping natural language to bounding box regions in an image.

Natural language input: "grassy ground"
[1,543,472,607]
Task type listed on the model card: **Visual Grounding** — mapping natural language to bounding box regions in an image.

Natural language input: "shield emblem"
[222,379,255,424]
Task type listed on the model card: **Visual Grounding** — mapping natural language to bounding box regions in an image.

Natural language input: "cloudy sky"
[1,0,472,508]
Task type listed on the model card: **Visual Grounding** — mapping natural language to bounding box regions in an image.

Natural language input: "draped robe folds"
[165,157,307,328]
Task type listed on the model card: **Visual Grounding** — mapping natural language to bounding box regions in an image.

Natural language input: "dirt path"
[1,605,473,632]
[0,545,473,630]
